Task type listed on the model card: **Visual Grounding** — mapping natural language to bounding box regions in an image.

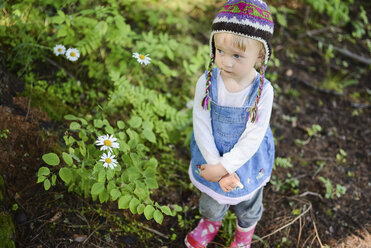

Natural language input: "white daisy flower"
[65,48,80,62]
[53,44,66,56]
[132,52,151,65]
[186,100,193,109]
[99,151,118,169]
[95,134,120,152]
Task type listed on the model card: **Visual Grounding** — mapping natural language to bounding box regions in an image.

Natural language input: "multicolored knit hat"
[202,0,274,123]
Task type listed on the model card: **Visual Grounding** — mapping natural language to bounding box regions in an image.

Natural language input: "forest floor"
[1,6,370,248]
[1,59,370,248]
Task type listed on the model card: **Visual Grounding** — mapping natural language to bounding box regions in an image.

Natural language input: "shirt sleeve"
[193,74,221,164]
[220,84,274,174]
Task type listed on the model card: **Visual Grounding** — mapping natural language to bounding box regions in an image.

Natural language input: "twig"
[299,191,324,201]
[141,224,169,239]
[45,57,75,79]
[332,46,371,65]
[301,231,314,248]
[305,32,371,65]
[311,210,325,247]
[83,222,106,245]
[296,216,302,248]
[252,198,312,243]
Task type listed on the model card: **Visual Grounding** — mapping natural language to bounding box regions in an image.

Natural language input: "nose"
[222,56,233,68]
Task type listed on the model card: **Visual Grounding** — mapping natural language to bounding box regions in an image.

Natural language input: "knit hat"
[202,0,274,123]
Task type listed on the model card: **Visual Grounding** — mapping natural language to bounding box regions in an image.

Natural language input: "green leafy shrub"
[37,112,183,224]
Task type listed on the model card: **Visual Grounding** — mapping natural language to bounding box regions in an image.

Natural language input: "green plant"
[304,0,355,25]
[37,113,181,224]
[270,173,299,194]
[306,124,322,137]
[336,148,347,164]
[319,176,347,199]
[274,157,294,169]
[0,129,10,139]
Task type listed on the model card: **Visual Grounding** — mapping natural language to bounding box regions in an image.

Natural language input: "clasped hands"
[199,163,243,192]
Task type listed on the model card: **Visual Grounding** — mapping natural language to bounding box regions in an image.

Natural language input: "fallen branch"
[141,224,169,239]
[332,46,371,65]
[299,191,324,201]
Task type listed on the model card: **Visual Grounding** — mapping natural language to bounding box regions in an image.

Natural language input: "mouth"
[223,69,232,74]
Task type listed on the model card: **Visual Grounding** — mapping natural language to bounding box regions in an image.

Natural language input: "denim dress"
[189,68,275,205]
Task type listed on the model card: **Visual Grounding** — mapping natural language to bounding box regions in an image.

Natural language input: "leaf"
[127,166,141,180]
[105,125,114,134]
[137,204,145,214]
[144,205,155,220]
[95,21,108,36]
[38,167,50,177]
[99,190,109,203]
[134,186,148,200]
[117,120,125,129]
[143,129,156,143]
[160,206,172,216]
[44,179,51,190]
[64,114,78,120]
[144,168,156,177]
[118,195,132,209]
[145,178,158,189]
[129,198,140,214]
[110,189,121,201]
[59,167,73,184]
[78,141,86,157]
[154,210,164,224]
[62,152,73,166]
[94,119,104,128]
[128,116,142,129]
[51,174,57,185]
[69,122,81,130]
[42,153,60,166]
[98,170,106,182]
[91,182,105,195]
[37,176,46,183]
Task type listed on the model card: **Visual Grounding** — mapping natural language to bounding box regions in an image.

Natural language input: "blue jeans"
[199,187,264,228]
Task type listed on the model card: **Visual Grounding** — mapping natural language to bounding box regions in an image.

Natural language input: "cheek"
[215,54,222,67]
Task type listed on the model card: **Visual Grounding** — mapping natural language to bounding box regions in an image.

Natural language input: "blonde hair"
[214,33,265,68]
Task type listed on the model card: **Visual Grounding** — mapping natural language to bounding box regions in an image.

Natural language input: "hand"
[199,163,228,182]
[219,173,244,192]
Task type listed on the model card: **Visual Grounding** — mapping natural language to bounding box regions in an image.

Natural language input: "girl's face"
[214,33,263,86]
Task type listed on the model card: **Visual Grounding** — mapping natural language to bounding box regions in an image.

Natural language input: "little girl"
[186,0,275,247]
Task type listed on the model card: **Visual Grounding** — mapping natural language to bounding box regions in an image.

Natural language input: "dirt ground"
[0,62,370,248]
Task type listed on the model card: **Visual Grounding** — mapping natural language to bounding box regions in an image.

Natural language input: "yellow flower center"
[105,158,112,163]
[58,48,62,52]
[70,52,76,57]
[139,54,145,60]
[104,140,112,146]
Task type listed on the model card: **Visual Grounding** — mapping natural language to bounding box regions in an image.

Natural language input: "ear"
[257,50,265,63]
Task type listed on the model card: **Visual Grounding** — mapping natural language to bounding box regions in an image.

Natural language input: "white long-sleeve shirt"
[193,69,274,174]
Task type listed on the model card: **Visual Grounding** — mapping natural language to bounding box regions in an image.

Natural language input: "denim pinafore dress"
[189,68,275,205]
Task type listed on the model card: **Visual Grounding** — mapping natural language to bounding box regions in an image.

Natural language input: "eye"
[217,49,224,55]
[234,54,242,59]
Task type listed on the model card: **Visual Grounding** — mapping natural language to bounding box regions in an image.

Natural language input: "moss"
[0,175,16,248]
[22,86,78,121]
[0,213,16,248]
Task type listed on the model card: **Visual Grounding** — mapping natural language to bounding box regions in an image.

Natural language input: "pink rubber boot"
[185,218,222,248]
[230,223,256,248]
